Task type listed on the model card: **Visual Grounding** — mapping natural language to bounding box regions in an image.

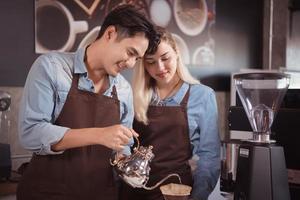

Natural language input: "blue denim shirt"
[18,48,134,155]
[151,83,221,200]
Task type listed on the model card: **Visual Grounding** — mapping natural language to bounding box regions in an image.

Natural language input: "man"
[17,5,158,200]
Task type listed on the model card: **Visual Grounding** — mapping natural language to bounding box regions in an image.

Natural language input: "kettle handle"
[132,134,140,150]
[110,135,140,166]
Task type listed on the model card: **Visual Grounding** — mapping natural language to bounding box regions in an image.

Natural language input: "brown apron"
[120,86,193,200]
[17,74,120,200]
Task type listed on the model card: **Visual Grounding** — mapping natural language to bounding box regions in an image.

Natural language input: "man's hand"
[99,125,139,151]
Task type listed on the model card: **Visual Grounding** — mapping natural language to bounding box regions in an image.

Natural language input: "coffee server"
[224,72,294,200]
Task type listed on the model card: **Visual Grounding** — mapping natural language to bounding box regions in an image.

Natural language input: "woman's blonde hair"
[132,27,200,124]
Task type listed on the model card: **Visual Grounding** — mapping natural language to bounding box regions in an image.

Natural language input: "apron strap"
[180,85,190,107]
[111,85,118,99]
[71,73,118,100]
[66,74,80,97]
[71,74,80,90]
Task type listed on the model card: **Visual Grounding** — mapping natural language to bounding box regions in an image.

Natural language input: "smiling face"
[144,41,178,85]
[102,26,149,77]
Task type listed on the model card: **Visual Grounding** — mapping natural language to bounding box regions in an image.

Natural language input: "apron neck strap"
[71,74,80,91]
[111,85,118,99]
[71,74,118,99]
[180,85,190,107]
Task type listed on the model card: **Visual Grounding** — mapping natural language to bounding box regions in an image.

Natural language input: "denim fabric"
[18,48,134,155]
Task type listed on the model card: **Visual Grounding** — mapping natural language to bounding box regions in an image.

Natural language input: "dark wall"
[0,0,263,87]
[0,0,38,86]
[215,0,263,70]
[193,0,263,91]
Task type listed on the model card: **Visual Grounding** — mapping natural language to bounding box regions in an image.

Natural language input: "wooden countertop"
[0,181,18,196]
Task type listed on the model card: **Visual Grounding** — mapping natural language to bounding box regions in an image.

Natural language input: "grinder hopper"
[234,72,290,142]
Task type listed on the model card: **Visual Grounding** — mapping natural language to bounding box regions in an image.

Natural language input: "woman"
[120,27,220,200]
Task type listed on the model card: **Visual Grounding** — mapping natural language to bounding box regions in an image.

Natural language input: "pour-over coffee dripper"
[234,72,290,143]
[160,183,192,200]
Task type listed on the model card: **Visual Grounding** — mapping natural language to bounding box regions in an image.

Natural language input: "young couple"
[17,4,220,200]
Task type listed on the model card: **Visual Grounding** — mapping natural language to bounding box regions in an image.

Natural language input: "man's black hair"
[96,4,159,54]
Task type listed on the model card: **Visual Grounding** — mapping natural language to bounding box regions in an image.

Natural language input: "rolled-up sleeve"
[192,90,221,200]
[18,55,69,155]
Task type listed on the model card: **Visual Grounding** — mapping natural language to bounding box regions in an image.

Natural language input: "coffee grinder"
[232,73,290,200]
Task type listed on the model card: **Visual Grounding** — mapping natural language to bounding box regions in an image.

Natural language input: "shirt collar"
[152,82,189,105]
[109,74,119,85]
[172,82,189,104]
[74,48,88,75]
[74,47,119,84]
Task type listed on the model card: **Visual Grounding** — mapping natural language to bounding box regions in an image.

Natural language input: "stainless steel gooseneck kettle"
[110,136,181,190]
